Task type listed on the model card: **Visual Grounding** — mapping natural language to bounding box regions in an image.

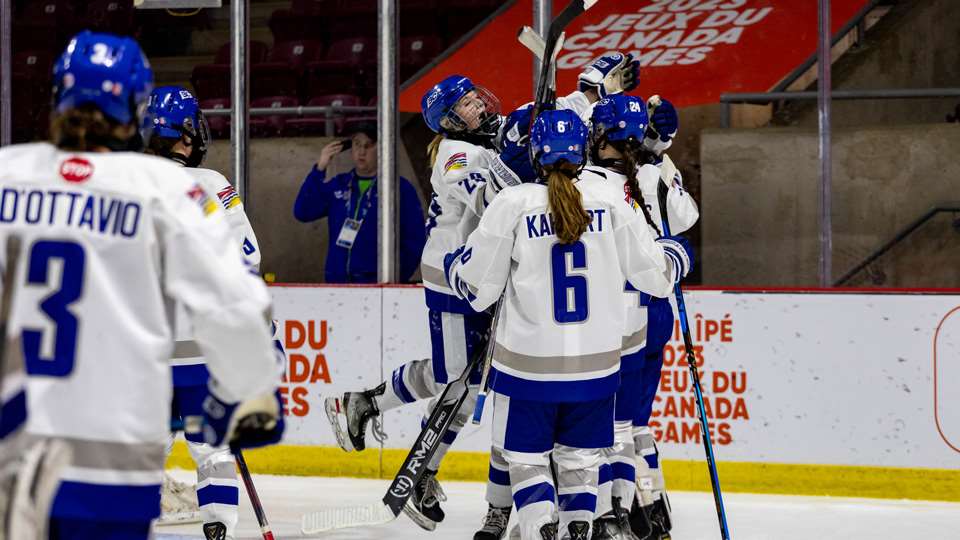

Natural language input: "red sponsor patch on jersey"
[60,157,93,183]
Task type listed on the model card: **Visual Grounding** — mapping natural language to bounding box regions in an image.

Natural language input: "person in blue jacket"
[293,121,426,283]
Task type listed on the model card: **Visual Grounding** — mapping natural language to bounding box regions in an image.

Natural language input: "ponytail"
[546,163,591,244]
[427,134,444,168]
[610,139,662,238]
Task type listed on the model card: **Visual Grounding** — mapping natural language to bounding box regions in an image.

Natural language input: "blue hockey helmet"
[53,31,154,127]
[530,109,589,168]
[590,94,649,143]
[421,74,502,137]
[144,85,210,167]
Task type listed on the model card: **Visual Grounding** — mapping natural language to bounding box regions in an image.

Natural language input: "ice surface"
[155,470,960,539]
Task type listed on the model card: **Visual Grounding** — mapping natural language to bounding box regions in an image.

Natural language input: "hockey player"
[143,85,266,540]
[0,31,283,539]
[325,74,538,531]
[477,52,643,540]
[443,109,693,540]
[583,95,697,540]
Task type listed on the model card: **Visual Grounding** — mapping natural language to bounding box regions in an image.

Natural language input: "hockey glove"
[656,235,694,283]
[644,97,679,155]
[490,106,537,188]
[202,388,285,450]
[578,52,640,99]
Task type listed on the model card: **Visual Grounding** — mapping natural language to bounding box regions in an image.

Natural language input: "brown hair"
[427,134,444,168]
[546,162,592,244]
[49,105,134,152]
[609,139,662,237]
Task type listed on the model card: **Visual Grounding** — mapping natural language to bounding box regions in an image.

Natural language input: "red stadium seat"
[250,95,299,138]
[312,37,376,72]
[400,35,444,81]
[191,64,232,101]
[269,40,324,71]
[214,40,270,65]
[291,0,338,16]
[268,8,326,43]
[285,94,363,137]
[250,63,300,100]
[83,1,135,33]
[199,98,231,140]
[303,67,359,102]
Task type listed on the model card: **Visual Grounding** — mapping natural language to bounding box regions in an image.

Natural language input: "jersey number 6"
[23,240,85,377]
[550,241,588,324]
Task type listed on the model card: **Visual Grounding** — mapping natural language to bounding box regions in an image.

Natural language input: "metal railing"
[772,0,884,95]
[200,105,377,137]
[719,88,960,128]
[834,203,960,286]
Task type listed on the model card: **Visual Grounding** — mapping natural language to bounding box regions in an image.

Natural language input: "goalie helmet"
[421,75,502,139]
[143,85,210,167]
[52,30,154,149]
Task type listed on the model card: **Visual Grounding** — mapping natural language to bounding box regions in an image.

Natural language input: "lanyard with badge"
[335,173,376,249]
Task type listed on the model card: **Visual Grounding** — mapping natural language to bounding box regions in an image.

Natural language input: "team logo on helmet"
[60,157,94,183]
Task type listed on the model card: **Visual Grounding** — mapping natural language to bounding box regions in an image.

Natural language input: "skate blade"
[401,501,438,532]
[324,396,355,452]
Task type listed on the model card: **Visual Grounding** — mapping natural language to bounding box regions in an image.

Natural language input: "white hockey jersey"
[621,161,700,357]
[172,166,262,370]
[445,171,677,402]
[0,143,278,521]
[420,91,595,313]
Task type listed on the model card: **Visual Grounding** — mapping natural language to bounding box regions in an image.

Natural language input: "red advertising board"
[400,0,868,112]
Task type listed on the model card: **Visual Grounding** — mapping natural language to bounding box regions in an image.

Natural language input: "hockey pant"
[170,363,239,536]
[491,391,614,540]
[376,309,490,471]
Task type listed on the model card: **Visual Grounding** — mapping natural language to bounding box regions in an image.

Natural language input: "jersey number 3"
[23,240,85,377]
[551,241,588,324]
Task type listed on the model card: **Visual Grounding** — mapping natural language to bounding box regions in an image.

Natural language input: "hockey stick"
[471,298,503,424]
[528,0,597,123]
[518,26,546,61]
[301,336,489,534]
[656,158,732,540]
[234,448,275,540]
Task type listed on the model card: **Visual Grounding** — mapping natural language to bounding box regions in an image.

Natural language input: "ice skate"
[630,493,671,540]
[562,520,591,540]
[324,383,386,452]
[592,497,638,540]
[202,521,226,540]
[402,470,447,531]
[474,504,512,539]
[539,521,559,540]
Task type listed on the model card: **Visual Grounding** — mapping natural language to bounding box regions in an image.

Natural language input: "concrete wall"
[777,0,960,128]
[700,123,960,286]
[203,137,424,283]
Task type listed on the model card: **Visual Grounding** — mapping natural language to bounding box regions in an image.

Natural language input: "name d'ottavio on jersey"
[0,187,141,239]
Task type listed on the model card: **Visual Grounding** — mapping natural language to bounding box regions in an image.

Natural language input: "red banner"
[400,0,868,113]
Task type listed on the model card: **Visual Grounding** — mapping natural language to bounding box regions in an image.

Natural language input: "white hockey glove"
[656,235,694,283]
[578,52,641,99]
[202,386,285,450]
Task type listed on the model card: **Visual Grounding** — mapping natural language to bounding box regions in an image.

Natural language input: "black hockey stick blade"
[530,0,598,119]
[301,339,488,534]
[381,341,486,516]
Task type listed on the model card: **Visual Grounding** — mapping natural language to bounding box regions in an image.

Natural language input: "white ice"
[155,470,960,539]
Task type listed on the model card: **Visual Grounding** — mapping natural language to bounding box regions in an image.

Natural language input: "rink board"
[170,286,960,500]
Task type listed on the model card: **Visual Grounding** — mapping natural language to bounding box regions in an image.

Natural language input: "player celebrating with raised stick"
[0,31,284,539]
[443,109,693,540]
